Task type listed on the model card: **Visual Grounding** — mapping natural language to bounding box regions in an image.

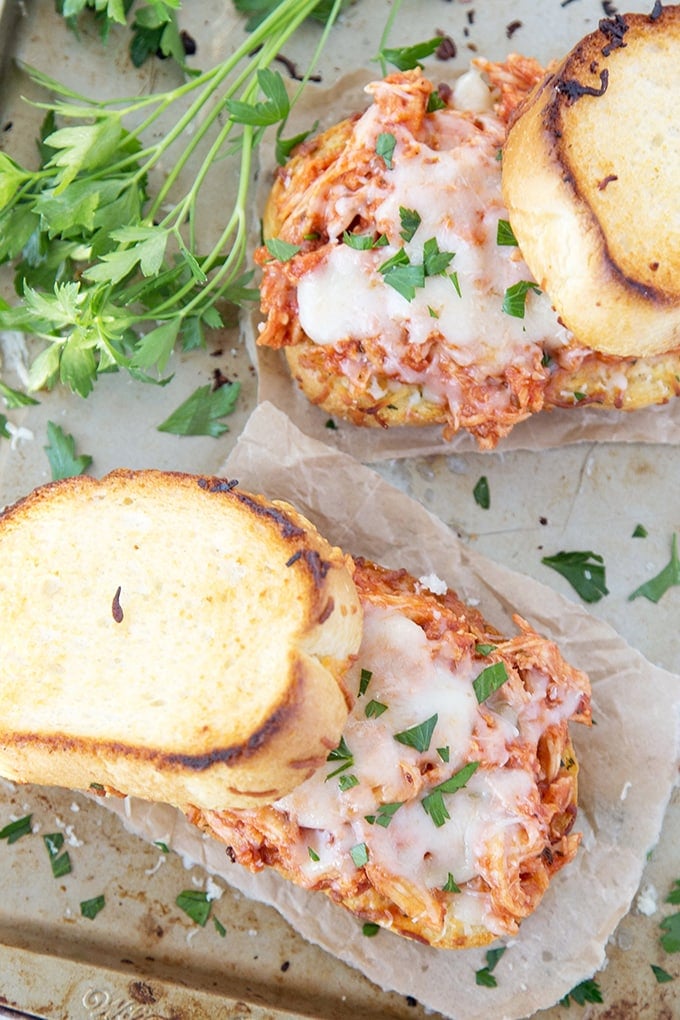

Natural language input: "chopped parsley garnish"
[448,270,462,296]
[632,523,648,538]
[496,219,518,246]
[213,915,227,937]
[378,248,409,274]
[399,206,421,242]
[264,237,301,262]
[365,699,388,719]
[80,894,106,920]
[342,231,388,250]
[559,978,603,1006]
[380,257,424,301]
[502,280,541,318]
[421,762,480,827]
[338,773,359,791]
[365,801,403,828]
[157,382,241,438]
[475,643,497,656]
[666,879,680,905]
[154,840,170,853]
[629,533,680,603]
[43,832,72,878]
[422,237,455,277]
[443,873,460,893]
[379,38,441,72]
[376,132,396,169]
[350,842,369,868]
[472,662,508,704]
[426,89,447,112]
[308,846,320,862]
[45,421,92,481]
[358,667,373,696]
[475,945,506,987]
[362,921,380,937]
[0,379,39,408]
[660,911,680,953]
[393,713,437,753]
[437,746,450,763]
[176,889,212,927]
[325,736,354,780]
[473,475,490,509]
[541,550,609,603]
[0,814,33,844]
[651,964,673,983]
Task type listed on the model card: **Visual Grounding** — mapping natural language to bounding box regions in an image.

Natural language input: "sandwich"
[254,6,680,448]
[0,469,591,949]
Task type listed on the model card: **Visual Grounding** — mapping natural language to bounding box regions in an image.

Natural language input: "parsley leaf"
[629,534,680,603]
[496,219,518,246]
[666,880,680,905]
[394,714,437,753]
[399,206,421,242]
[651,964,673,983]
[350,842,369,868]
[502,280,541,318]
[660,912,680,953]
[421,762,480,827]
[632,523,648,538]
[473,475,490,509]
[80,894,106,920]
[365,699,388,719]
[442,873,460,893]
[376,132,396,169]
[559,978,603,1006]
[380,38,441,71]
[43,832,73,879]
[475,945,507,987]
[541,550,609,603]
[365,801,402,828]
[157,382,240,437]
[226,68,290,126]
[44,421,93,480]
[0,814,33,844]
[423,237,454,277]
[362,921,380,937]
[265,237,301,262]
[343,231,388,251]
[338,773,359,791]
[473,662,508,704]
[358,668,372,696]
[176,889,212,927]
[325,736,354,780]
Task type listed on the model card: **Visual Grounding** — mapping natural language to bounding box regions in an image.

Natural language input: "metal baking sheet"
[0,2,678,1018]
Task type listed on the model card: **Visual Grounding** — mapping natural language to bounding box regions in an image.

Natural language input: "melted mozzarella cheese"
[295,76,572,418]
[275,603,578,938]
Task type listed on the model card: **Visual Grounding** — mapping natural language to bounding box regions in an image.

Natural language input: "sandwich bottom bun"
[502,6,680,358]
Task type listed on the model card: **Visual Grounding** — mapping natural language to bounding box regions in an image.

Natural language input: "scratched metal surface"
[0,2,678,1020]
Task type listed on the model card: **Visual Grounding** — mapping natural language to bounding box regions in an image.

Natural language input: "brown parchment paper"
[101,402,680,1020]
[245,69,680,462]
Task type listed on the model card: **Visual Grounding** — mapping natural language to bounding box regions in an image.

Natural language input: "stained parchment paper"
[101,402,680,1020]
[246,68,680,462]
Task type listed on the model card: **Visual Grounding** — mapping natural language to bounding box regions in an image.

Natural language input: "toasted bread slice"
[502,6,680,358]
[0,470,362,809]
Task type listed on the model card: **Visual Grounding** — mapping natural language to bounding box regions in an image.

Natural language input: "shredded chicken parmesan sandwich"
[0,470,591,949]
[255,6,680,448]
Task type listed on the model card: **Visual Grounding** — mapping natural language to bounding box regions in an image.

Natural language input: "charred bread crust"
[502,6,680,358]
[0,470,363,809]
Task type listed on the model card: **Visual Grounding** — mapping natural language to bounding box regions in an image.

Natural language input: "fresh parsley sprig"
[0,0,344,405]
